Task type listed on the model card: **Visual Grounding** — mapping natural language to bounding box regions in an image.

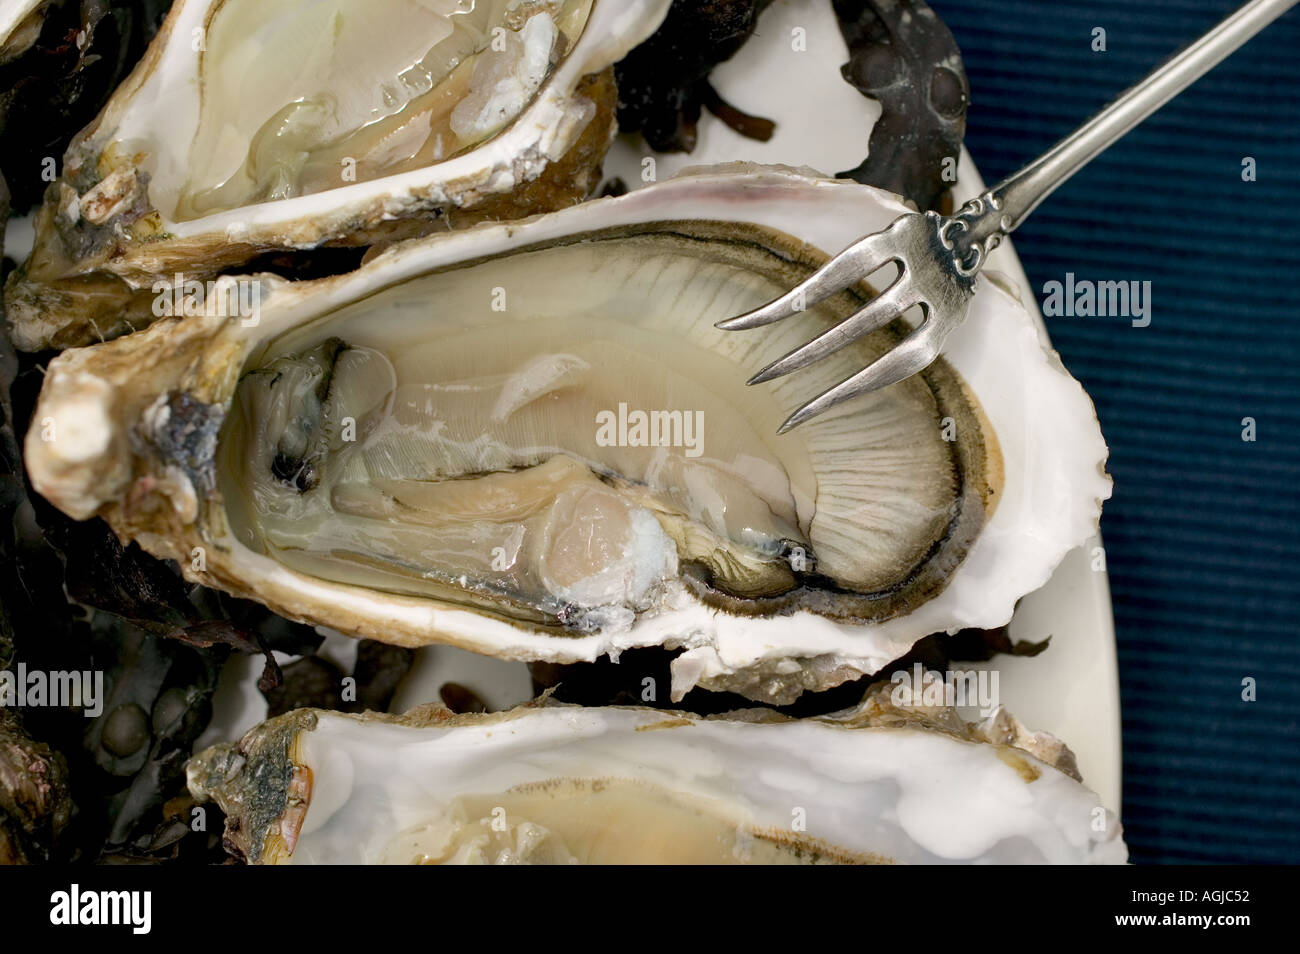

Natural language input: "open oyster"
[25,167,1110,702]
[4,0,671,350]
[186,683,1127,864]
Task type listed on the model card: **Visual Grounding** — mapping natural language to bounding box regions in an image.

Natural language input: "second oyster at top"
[4,0,672,350]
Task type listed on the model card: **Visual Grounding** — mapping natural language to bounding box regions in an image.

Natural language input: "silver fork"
[719,0,1296,433]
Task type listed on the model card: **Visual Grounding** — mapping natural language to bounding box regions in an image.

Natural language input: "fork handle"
[950,0,1297,269]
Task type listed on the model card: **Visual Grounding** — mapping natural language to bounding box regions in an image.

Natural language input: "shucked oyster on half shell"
[186,682,1127,864]
[4,0,672,351]
[24,166,1111,703]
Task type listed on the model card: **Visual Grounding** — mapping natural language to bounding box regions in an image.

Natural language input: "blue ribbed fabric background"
[928,0,1299,863]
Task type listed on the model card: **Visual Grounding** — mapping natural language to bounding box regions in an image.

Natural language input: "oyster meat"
[25,167,1111,702]
[4,0,672,350]
[186,683,1127,864]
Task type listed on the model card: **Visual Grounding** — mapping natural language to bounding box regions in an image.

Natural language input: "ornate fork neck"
[939,196,1009,279]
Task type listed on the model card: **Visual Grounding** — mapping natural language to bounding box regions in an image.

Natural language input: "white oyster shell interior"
[269,705,1127,864]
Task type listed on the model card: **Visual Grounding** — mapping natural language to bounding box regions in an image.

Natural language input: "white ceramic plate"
[195,0,1121,814]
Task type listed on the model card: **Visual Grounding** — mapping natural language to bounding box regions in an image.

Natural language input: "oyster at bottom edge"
[186,682,1127,865]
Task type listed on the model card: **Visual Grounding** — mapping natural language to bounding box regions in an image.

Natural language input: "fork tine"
[746,280,916,385]
[714,231,890,331]
[776,316,947,433]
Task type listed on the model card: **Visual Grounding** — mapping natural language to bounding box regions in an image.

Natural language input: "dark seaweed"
[530,626,1046,718]
[833,0,969,211]
[615,0,776,152]
[263,641,414,718]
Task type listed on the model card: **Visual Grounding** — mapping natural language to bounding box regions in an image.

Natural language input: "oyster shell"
[0,708,72,864]
[0,615,72,864]
[25,167,1111,703]
[186,683,1127,864]
[0,1,47,64]
[4,0,672,350]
